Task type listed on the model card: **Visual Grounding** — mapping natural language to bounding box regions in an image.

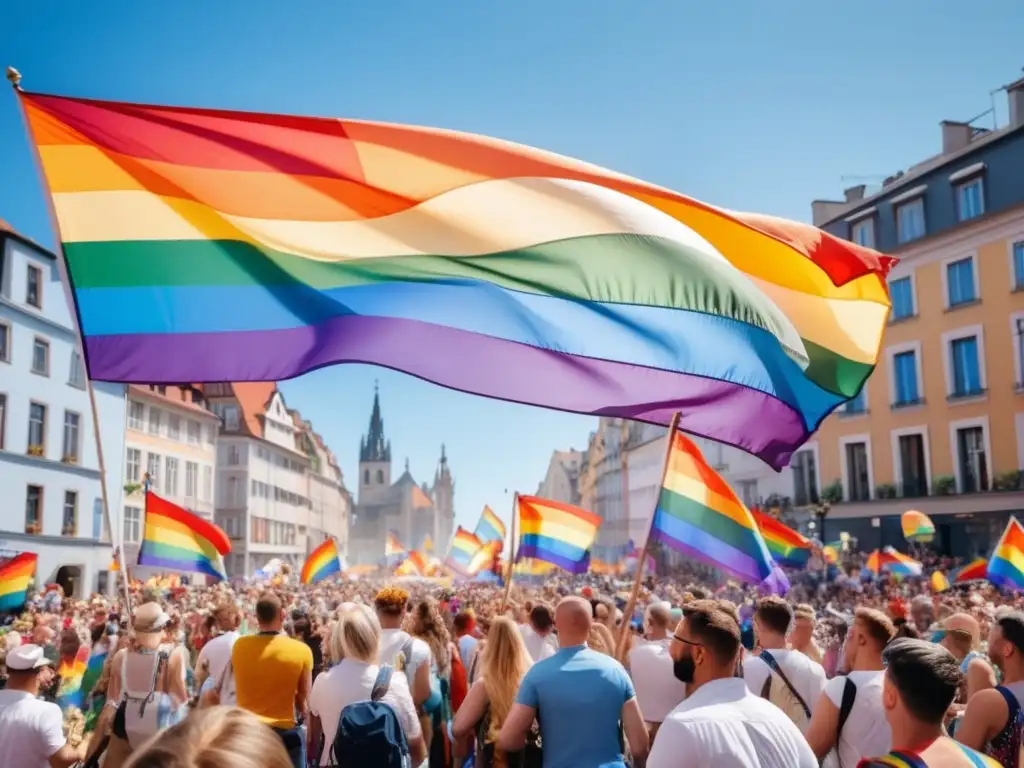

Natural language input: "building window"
[950,336,983,398]
[26,264,42,308]
[146,453,161,491]
[227,477,239,507]
[946,257,977,307]
[0,393,6,450]
[165,457,179,497]
[202,466,212,502]
[126,448,141,483]
[1014,241,1024,290]
[27,402,46,454]
[956,426,989,493]
[128,402,144,430]
[123,506,141,543]
[31,337,49,376]
[956,178,985,222]
[893,351,920,406]
[889,277,914,321]
[204,424,215,445]
[148,407,161,436]
[62,411,81,463]
[851,218,875,248]
[845,442,871,501]
[376,469,384,483]
[227,445,240,466]
[897,433,928,497]
[25,485,43,533]
[62,491,78,536]
[185,461,198,498]
[168,415,181,440]
[224,406,240,431]
[843,388,866,414]
[68,351,85,389]
[896,199,926,244]
[187,421,201,445]
[0,322,9,363]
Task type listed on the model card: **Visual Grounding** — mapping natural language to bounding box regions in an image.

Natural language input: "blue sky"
[1,1,1021,533]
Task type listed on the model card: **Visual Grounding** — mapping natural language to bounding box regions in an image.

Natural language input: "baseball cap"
[6,644,54,671]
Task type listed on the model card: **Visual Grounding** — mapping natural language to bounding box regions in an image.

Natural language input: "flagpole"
[7,68,133,615]
[615,412,681,660]
[500,492,519,613]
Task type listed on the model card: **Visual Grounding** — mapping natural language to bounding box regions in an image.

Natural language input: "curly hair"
[407,597,452,677]
[373,586,410,616]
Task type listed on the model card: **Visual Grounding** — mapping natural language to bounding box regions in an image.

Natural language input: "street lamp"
[814,500,831,576]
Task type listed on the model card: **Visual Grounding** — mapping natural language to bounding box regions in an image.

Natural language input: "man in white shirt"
[374,587,432,710]
[743,596,827,732]
[805,607,895,768]
[196,601,242,703]
[519,603,557,663]
[628,601,687,741]
[649,600,817,768]
[0,644,86,768]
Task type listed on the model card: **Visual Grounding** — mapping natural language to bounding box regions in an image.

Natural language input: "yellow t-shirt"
[231,633,312,729]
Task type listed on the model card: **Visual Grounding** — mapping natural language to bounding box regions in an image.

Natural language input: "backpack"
[116,649,185,748]
[758,650,811,732]
[330,664,410,768]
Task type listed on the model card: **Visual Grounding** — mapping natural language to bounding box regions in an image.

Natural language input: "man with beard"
[649,600,816,768]
[955,611,1024,767]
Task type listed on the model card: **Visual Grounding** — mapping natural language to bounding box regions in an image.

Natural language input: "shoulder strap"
[995,684,1021,717]
[371,664,394,702]
[835,677,857,768]
[759,650,811,717]
[956,742,1003,767]
[215,659,234,696]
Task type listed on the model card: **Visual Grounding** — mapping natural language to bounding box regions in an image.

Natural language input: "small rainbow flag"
[395,551,428,577]
[57,648,89,711]
[474,506,507,548]
[0,552,37,612]
[988,518,1024,590]
[447,527,483,575]
[901,510,935,543]
[955,558,988,583]
[515,496,600,575]
[865,547,922,577]
[138,492,230,581]
[650,433,787,593]
[752,509,812,568]
[385,532,406,558]
[301,538,342,584]
[467,540,502,576]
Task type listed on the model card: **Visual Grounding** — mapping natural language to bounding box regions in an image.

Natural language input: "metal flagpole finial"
[6,67,22,90]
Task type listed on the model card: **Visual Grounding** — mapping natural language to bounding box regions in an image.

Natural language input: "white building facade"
[0,224,126,598]
[299,420,350,559]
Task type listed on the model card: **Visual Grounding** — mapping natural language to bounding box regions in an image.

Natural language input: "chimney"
[1009,76,1024,129]
[843,185,866,203]
[941,121,973,154]
[811,199,848,227]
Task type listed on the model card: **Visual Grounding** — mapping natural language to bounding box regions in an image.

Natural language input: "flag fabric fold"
[515,496,600,575]
[752,509,812,568]
[649,433,788,594]
[474,506,507,548]
[446,528,483,576]
[955,558,988,584]
[138,492,230,581]
[17,90,895,469]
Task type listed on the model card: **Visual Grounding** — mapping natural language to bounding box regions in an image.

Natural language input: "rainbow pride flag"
[301,538,342,584]
[474,506,507,548]
[446,528,483,575]
[467,540,502,576]
[57,648,89,711]
[395,551,428,577]
[138,492,230,580]
[865,547,922,577]
[955,558,989,584]
[16,90,894,470]
[988,518,1024,590]
[650,433,787,593]
[516,496,600,575]
[0,552,37,612]
[752,509,811,568]
[385,533,406,559]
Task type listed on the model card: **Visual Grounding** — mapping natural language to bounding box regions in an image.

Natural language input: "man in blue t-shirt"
[499,596,649,767]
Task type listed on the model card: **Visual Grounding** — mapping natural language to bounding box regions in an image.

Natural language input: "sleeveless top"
[986,686,1024,768]
[860,743,1002,767]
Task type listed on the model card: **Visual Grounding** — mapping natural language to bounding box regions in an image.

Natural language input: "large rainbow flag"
[0,552,38,612]
[515,496,601,575]
[301,538,342,584]
[16,89,894,469]
[988,518,1024,590]
[650,433,787,593]
[138,492,230,580]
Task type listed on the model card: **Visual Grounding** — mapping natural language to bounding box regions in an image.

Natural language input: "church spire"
[359,381,391,463]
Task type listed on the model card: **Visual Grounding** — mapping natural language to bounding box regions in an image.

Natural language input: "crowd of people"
[0,554,1021,768]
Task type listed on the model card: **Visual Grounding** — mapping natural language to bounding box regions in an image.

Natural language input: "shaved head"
[941,612,981,657]
[646,602,673,631]
[556,596,593,647]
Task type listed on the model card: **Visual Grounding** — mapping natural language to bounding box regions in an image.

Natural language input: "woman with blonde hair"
[452,617,541,768]
[124,706,290,768]
[406,597,462,766]
[588,622,616,656]
[307,605,425,767]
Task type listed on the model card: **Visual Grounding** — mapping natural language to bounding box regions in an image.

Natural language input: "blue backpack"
[331,665,410,768]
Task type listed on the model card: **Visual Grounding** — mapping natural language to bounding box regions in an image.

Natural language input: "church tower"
[358,383,392,505]
[432,444,455,548]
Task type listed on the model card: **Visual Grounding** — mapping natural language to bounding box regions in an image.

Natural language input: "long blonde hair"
[408,598,452,677]
[588,623,616,656]
[481,617,532,745]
